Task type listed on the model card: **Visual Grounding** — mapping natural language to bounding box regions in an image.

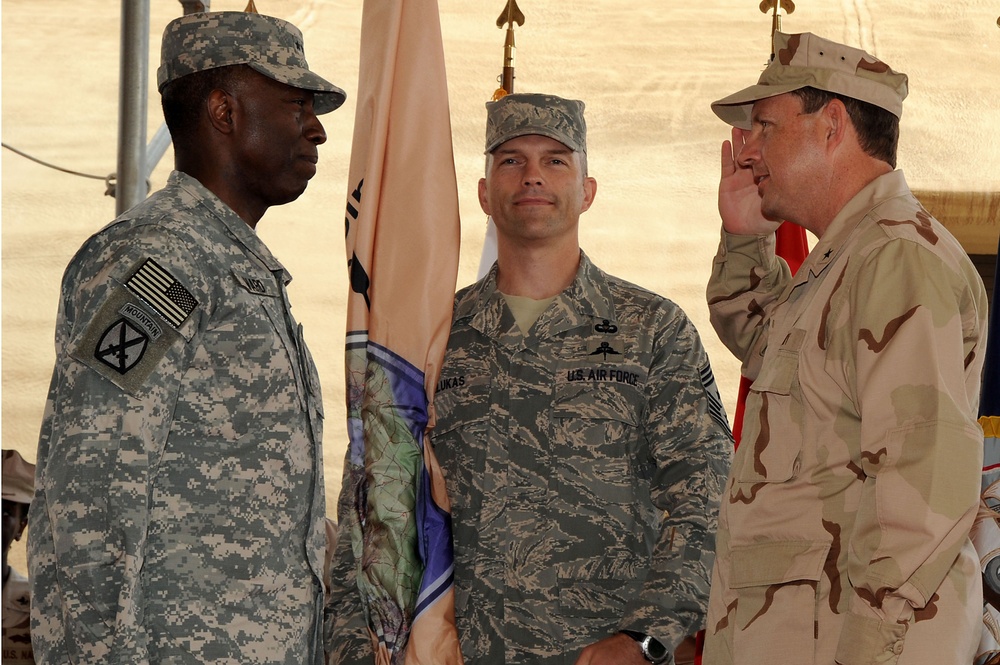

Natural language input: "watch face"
[643,635,669,662]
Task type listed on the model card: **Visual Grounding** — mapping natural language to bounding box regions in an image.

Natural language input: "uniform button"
[891,640,904,655]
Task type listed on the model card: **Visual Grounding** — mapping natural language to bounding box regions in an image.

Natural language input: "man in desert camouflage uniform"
[328,93,733,664]
[27,11,345,664]
[3,450,36,665]
[703,31,988,663]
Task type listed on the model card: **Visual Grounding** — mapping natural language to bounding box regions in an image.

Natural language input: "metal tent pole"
[116,0,150,215]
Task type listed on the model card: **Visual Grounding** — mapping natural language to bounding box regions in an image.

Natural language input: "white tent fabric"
[3,0,999,523]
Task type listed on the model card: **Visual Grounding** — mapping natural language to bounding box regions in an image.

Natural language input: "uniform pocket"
[735,331,804,485]
[551,384,642,505]
[730,540,830,662]
[556,573,641,645]
[429,375,492,532]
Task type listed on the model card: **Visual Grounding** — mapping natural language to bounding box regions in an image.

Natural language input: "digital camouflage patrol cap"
[485,93,587,154]
[1,449,35,505]
[711,31,908,130]
[157,11,346,115]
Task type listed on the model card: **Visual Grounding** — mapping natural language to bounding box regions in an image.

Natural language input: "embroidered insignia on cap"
[94,319,149,374]
[126,258,198,328]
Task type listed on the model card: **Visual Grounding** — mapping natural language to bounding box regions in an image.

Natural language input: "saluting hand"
[718,126,781,236]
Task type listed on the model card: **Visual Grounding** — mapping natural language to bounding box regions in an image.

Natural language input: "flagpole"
[479,0,527,280]
[759,0,795,61]
[493,0,524,100]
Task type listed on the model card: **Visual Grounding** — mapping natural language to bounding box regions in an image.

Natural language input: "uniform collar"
[457,250,617,340]
[169,171,293,285]
[798,170,910,280]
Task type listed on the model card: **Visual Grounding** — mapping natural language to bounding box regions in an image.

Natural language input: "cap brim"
[1,491,32,504]
[249,62,346,114]
[710,83,807,130]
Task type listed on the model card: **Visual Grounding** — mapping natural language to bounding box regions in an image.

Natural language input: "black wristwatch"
[620,629,669,664]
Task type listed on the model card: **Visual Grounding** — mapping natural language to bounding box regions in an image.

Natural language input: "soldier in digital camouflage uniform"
[703,31,988,664]
[27,11,345,664]
[327,93,733,665]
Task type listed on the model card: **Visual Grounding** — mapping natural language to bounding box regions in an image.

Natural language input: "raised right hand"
[718,126,782,236]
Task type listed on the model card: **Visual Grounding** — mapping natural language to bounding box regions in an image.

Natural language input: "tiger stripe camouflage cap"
[485,93,587,154]
[711,31,908,130]
[157,11,346,115]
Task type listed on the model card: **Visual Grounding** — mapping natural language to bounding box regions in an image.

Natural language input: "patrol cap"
[1,450,35,505]
[157,11,346,115]
[485,93,587,154]
[711,31,908,129]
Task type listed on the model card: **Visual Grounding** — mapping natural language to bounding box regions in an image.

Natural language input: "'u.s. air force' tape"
[70,286,183,396]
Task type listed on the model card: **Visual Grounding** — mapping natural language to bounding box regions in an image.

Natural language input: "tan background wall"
[3,0,999,575]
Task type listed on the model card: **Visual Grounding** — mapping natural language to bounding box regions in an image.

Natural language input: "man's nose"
[522,160,543,185]
[305,110,327,145]
[736,132,759,168]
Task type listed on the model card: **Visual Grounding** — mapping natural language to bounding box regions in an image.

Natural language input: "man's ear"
[207,88,235,134]
[478,178,491,216]
[821,98,849,149]
[580,176,597,213]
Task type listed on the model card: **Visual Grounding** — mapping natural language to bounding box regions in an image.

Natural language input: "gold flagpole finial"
[759,0,795,61]
[244,0,259,14]
[492,0,525,100]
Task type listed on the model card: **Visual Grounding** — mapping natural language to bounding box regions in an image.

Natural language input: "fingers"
[721,127,747,177]
[721,139,735,178]
[732,125,744,145]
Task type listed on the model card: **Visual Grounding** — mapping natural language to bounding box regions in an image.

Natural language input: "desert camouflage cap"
[157,11,346,114]
[485,93,587,154]
[2,449,35,505]
[711,31,908,129]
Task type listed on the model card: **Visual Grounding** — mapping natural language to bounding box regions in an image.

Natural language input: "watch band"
[619,629,670,664]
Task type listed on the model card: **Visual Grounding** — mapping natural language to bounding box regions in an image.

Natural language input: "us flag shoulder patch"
[125,258,198,328]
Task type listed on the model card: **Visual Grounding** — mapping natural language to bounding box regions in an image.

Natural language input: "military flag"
[342,0,463,662]
[980,236,1000,424]
[974,237,1000,665]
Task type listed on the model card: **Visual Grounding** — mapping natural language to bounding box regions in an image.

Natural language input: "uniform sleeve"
[706,228,791,376]
[833,240,984,662]
[620,306,734,649]
[28,231,204,664]
[325,452,375,665]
